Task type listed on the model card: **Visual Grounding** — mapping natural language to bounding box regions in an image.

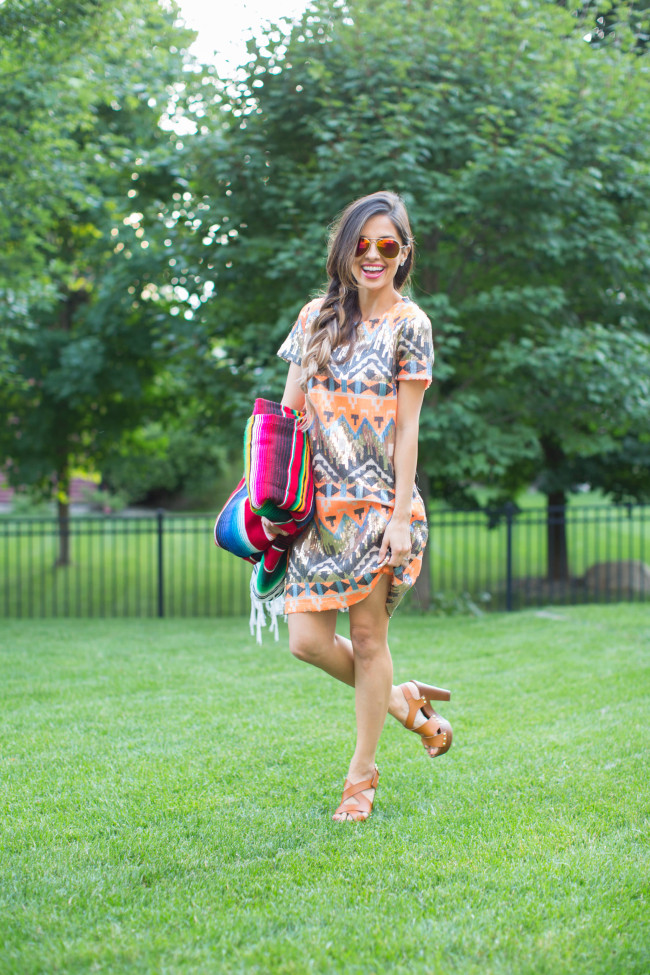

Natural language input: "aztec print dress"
[277,295,434,617]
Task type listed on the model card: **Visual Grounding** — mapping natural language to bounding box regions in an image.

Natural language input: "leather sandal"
[332,765,380,822]
[399,680,453,757]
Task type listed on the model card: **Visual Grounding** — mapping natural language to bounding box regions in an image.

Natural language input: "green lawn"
[1,606,649,974]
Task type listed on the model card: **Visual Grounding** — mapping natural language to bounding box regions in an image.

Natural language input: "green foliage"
[100,422,226,505]
[0,0,203,503]
[577,434,650,502]
[577,0,650,53]
[8,493,53,517]
[0,0,198,288]
[79,484,128,513]
[429,589,492,616]
[182,0,650,503]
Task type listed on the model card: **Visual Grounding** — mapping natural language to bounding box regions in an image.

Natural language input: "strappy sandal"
[332,765,380,822]
[399,680,453,758]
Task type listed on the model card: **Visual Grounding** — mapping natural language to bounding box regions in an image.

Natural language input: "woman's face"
[351,213,409,296]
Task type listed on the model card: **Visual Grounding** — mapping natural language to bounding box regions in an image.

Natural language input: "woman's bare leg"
[287,597,436,753]
[288,609,354,685]
[332,574,393,820]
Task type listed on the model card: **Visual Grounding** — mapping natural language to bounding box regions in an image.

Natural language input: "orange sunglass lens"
[377,237,401,258]
[356,237,401,259]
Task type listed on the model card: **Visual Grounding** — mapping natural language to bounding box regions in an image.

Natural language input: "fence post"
[505,501,515,612]
[157,508,165,618]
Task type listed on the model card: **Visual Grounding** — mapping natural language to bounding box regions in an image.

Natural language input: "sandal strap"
[400,682,452,758]
[334,767,379,819]
[418,714,451,751]
[340,766,379,802]
[401,684,427,731]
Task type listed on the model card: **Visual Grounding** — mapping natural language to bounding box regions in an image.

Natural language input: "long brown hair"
[299,191,414,397]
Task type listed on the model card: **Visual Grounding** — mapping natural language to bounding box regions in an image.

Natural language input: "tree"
[573,0,650,53]
[179,0,650,592]
[0,0,202,561]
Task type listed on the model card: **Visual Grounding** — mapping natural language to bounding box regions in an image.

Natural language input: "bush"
[101,423,227,508]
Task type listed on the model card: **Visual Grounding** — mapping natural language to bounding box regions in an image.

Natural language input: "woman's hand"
[378,516,411,568]
[261,516,290,538]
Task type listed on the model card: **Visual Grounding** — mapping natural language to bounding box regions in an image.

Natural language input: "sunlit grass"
[1,607,648,973]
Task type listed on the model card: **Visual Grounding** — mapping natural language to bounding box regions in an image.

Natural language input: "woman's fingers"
[388,551,410,566]
[378,546,411,567]
[261,516,290,537]
[377,534,390,564]
[378,520,411,567]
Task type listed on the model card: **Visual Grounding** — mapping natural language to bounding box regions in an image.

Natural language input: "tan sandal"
[332,766,380,822]
[399,680,452,757]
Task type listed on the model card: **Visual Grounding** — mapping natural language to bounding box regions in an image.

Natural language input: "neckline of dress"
[357,295,409,325]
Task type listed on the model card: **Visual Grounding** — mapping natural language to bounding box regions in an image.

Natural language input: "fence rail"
[1,503,648,618]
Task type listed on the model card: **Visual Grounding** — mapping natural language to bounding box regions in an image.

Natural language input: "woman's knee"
[288,631,320,663]
[349,623,387,662]
[288,611,337,664]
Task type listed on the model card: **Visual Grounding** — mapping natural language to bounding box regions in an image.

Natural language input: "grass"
[1,605,649,974]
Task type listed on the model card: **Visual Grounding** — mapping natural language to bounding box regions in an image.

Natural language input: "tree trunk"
[413,466,431,610]
[540,436,569,583]
[546,489,568,582]
[52,294,80,569]
[55,470,71,567]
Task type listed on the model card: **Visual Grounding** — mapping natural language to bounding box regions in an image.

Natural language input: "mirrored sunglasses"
[356,236,403,260]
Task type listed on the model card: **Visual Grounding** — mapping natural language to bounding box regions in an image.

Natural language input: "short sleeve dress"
[277,295,433,617]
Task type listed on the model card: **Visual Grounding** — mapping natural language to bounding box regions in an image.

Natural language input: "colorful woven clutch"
[244,399,314,519]
[214,399,315,639]
[214,476,313,600]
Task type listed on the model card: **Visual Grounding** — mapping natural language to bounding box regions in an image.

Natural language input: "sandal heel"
[412,680,451,702]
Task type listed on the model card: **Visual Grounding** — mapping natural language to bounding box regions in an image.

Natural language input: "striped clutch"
[214,399,315,641]
[244,399,314,519]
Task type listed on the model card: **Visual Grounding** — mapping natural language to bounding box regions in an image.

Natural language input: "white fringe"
[249,566,287,644]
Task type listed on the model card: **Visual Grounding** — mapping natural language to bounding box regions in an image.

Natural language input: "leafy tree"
[180,0,650,594]
[0,0,202,561]
[100,418,228,508]
[572,0,650,53]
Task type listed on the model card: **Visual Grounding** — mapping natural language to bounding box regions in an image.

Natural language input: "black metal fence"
[1,503,648,618]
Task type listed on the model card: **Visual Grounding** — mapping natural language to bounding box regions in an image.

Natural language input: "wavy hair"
[299,191,414,401]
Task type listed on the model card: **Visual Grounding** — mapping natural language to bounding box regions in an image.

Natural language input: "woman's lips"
[361,265,385,279]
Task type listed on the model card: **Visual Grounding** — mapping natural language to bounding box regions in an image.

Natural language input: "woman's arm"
[281,362,305,411]
[378,379,427,567]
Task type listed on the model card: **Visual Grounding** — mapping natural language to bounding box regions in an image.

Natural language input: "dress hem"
[284,553,422,618]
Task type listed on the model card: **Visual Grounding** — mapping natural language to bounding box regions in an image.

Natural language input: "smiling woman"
[265,190,453,823]
[352,217,409,286]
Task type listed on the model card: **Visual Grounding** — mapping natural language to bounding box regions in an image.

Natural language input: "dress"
[277,295,433,616]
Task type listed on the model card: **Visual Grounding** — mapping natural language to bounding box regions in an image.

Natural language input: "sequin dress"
[277,295,433,616]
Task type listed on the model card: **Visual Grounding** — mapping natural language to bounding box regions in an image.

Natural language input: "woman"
[269,190,452,822]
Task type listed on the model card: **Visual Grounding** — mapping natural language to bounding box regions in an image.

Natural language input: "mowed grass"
[1,606,649,975]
